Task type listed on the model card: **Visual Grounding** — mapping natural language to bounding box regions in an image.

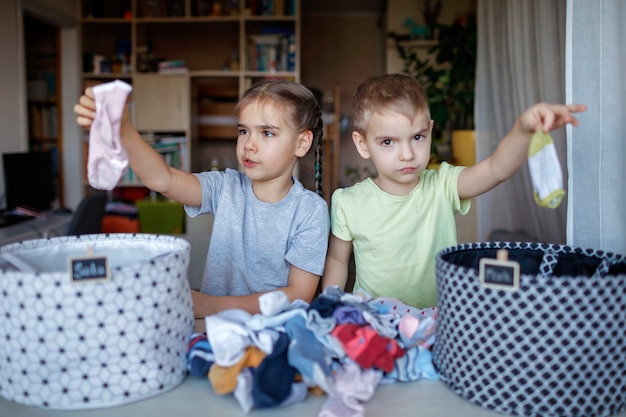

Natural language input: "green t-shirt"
[331,162,470,308]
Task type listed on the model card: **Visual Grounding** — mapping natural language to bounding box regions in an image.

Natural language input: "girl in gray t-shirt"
[74,80,329,317]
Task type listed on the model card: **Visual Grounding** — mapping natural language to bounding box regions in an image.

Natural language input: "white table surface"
[2,375,625,417]
[0,376,494,417]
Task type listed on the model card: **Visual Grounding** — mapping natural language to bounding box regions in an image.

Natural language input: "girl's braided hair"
[235,80,324,197]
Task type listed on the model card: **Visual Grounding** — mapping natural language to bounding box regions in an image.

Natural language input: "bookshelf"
[24,15,64,206]
[79,0,300,236]
[79,0,300,172]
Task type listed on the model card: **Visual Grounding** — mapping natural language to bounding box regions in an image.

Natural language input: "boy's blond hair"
[352,73,430,135]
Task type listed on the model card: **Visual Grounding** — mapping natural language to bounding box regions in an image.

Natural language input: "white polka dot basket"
[433,241,626,417]
[0,234,194,409]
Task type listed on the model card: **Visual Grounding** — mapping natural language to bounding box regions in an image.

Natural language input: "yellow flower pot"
[451,130,475,166]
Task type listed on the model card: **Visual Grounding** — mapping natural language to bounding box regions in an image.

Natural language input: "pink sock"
[319,362,382,417]
[88,79,132,190]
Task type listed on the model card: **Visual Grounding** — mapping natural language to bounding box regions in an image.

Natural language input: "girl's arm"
[321,234,353,291]
[457,103,586,200]
[74,87,203,207]
[191,265,320,317]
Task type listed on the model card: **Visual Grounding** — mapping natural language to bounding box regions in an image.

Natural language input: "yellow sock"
[208,346,266,395]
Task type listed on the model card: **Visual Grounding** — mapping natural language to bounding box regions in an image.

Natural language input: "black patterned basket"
[433,241,626,417]
[0,234,194,409]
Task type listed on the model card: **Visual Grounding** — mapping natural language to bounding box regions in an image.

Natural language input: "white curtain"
[566,0,626,254]
[475,0,567,243]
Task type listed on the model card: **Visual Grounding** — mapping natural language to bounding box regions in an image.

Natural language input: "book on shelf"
[142,133,187,144]
[158,60,188,74]
[158,67,189,74]
[28,103,58,139]
[121,141,188,184]
[145,133,189,171]
[286,32,296,71]
[29,105,43,138]
[248,31,295,72]
[274,0,284,15]
[247,0,294,16]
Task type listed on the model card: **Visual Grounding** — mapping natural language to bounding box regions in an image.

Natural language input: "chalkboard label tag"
[479,249,520,292]
[69,247,110,284]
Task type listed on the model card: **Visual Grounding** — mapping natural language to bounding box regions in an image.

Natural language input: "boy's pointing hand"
[520,103,587,134]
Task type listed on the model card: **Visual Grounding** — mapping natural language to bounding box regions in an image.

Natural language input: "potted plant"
[396,12,477,163]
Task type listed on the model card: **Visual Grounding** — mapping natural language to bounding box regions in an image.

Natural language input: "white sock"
[528,130,565,208]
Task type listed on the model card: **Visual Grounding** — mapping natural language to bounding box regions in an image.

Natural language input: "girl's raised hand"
[73,87,96,128]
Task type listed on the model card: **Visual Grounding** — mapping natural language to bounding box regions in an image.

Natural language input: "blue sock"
[252,332,296,408]
[308,296,342,318]
[284,315,333,393]
[187,334,214,377]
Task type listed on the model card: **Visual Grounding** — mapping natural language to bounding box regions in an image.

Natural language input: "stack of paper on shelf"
[158,60,189,74]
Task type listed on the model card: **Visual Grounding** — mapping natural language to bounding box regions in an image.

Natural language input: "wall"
[0,0,27,155]
[0,0,28,209]
[22,0,77,27]
[300,9,385,189]
[59,25,83,210]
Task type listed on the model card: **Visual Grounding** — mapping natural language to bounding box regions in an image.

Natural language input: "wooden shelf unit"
[78,1,300,90]
[79,0,300,175]
[24,14,65,206]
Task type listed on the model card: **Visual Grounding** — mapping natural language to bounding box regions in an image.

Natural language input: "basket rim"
[436,240,626,280]
[0,233,190,253]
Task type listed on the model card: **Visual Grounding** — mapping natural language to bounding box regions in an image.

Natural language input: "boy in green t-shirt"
[322,73,586,308]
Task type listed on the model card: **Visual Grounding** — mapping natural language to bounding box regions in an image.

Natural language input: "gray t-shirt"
[185,169,329,296]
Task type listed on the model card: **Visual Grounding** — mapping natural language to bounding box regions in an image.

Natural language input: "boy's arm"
[74,87,202,207]
[321,234,353,291]
[457,103,586,200]
[191,265,320,317]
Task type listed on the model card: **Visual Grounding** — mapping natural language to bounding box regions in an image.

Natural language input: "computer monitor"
[2,151,57,212]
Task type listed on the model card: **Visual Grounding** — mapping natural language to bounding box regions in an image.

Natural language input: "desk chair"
[66,192,108,236]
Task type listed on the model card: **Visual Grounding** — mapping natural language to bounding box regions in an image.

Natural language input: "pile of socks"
[187,287,439,415]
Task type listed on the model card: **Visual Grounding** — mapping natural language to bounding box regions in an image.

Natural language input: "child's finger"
[557,104,586,123]
[75,114,93,128]
[74,98,96,117]
[73,95,97,129]
[73,103,94,119]
[540,108,556,132]
[78,94,96,111]
[543,104,586,132]
[567,103,587,115]
[565,104,587,127]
